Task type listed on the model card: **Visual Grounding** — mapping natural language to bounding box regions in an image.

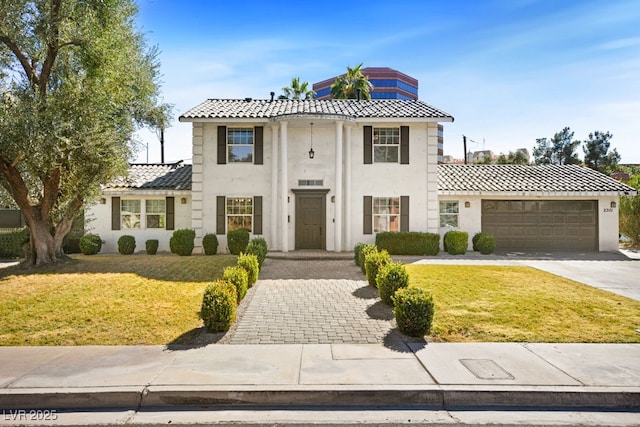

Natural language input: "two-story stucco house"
[178,98,454,254]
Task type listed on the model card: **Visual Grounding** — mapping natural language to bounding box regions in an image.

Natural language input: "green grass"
[405,264,640,343]
[0,254,237,346]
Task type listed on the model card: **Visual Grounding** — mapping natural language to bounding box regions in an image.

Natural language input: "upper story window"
[228,128,253,163]
[226,197,253,231]
[439,201,459,228]
[373,197,400,232]
[121,200,141,229]
[146,199,166,229]
[373,128,399,163]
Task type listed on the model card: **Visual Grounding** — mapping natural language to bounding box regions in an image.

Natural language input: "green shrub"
[237,252,259,286]
[364,249,392,288]
[393,287,435,337]
[227,228,250,255]
[353,242,365,266]
[475,233,496,255]
[145,239,159,255]
[200,281,237,332]
[472,232,481,252]
[376,232,440,256]
[377,262,410,305]
[117,235,136,255]
[170,228,195,256]
[444,231,468,255]
[79,234,102,255]
[0,228,28,259]
[223,265,249,303]
[202,233,219,256]
[246,237,268,269]
[358,244,377,273]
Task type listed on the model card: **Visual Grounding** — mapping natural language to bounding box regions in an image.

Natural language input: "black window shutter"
[363,126,373,164]
[254,126,263,165]
[216,196,226,234]
[253,196,263,234]
[400,196,409,232]
[363,195,372,234]
[166,197,175,230]
[111,197,121,230]
[400,126,409,164]
[217,126,227,164]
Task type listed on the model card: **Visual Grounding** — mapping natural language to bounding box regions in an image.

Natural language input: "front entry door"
[295,192,326,250]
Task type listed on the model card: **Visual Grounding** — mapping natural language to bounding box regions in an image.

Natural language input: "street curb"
[0,387,143,410]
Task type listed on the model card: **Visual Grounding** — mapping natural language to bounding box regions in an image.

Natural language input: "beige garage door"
[481,200,598,251]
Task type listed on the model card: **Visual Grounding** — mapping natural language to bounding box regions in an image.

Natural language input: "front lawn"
[0,254,237,346]
[406,264,640,343]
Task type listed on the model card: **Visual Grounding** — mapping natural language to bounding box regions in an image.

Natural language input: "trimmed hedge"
[202,233,219,255]
[376,232,440,256]
[0,228,28,259]
[357,244,377,273]
[145,239,159,255]
[79,234,102,255]
[117,235,136,255]
[353,242,365,265]
[170,228,195,256]
[227,228,250,255]
[364,249,392,288]
[223,265,249,303]
[246,237,268,269]
[200,281,237,332]
[475,233,496,255]
[237,252,259,286]
[393,287,435,337]
[444,231,468,255]
[377,262,410,305]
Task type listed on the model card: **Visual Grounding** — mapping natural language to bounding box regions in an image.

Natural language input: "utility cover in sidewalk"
[460,359,514,380]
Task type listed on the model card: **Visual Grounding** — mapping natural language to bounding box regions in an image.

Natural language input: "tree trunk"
[25,215,57,266]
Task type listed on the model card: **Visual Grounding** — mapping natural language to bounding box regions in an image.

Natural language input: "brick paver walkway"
[221,258,404,345]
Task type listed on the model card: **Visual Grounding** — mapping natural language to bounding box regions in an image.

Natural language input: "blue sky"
[134,0,640,164]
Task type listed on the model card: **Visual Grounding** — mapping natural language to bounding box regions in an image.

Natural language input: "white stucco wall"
[86,193,192,253]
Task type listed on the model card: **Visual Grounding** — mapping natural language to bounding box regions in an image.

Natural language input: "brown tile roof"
[106,162,192,191]
[438,164,636,195]
[179,98,453,121]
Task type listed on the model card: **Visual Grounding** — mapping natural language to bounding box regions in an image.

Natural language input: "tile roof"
[106,162,192,191]
[179,98,453,121]
[438,164,636,195]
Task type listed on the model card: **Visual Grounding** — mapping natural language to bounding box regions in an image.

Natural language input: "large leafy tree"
[532,127,581,165]
[278,77,315,100]
[583,130,620,173]
[330,63,374,100]
[619,173,640,246]
[496,150,530,165]
[0,0,165,266]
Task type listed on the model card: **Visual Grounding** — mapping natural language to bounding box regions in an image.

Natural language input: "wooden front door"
[295,193,326,250]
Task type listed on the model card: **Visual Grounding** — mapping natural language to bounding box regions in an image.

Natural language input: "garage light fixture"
[308,122,315,159]
[610,201,616,208]
[465,201,470,208]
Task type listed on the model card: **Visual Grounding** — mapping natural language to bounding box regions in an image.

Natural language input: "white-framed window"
[146,199,166,229]
[373,197,400,232]
[121,200,141,229]
[228,128,253,163]
[439,201,459,227]
[226,197,253,231]
[373,127,399,163]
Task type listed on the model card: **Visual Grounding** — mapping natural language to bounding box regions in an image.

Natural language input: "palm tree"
[330,63,374,99]
[278,77,315,100]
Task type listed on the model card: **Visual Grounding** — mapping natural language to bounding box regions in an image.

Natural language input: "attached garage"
[438,164,636,253]
[481,200,597,251]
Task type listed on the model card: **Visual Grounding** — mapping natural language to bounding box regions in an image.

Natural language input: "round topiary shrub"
[377,262,410,305]
[227,228,250,255]
[364,249,392,288]
[246,237,268,269]
[200,281,237,332]
[393,287,435,337]
[353,242,365,266]
[444,231,469,255]
[472,232,482,252]
[79,234,102,255]
[170,228,195,256]
[117,235,136,255]
[476,233,496,255]
[202,233,219,255]
[237,252,259,286]
[145,239,159,255]
[358,244,377,273]
[223,265,249,303]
